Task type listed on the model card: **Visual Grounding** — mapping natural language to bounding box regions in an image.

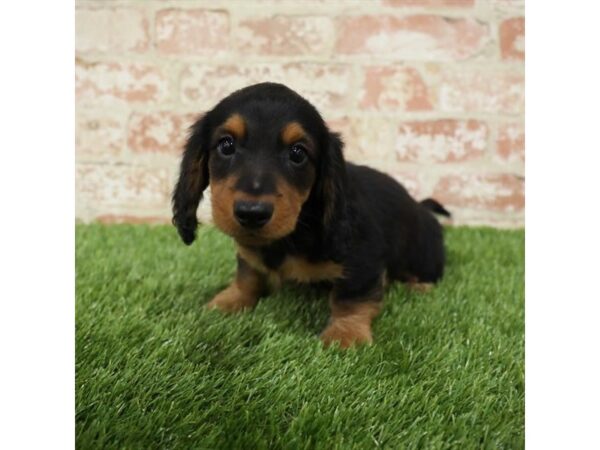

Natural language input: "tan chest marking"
[278,257,343,283]
[237,246,344,285]
[237,246,269,274]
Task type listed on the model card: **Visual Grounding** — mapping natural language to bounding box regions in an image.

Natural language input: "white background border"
[526,0,600,448]
[0,1,74,449]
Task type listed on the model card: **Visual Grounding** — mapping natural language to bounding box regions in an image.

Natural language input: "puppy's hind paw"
[407,282,434,293]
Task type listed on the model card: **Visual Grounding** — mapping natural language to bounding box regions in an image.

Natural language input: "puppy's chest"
[237,246,343,284]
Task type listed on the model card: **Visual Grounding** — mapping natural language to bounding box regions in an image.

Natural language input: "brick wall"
[75,0,525,227]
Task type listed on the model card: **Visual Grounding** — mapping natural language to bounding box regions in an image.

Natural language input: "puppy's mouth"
[233,230,277,247]
[226,199,294,246]
[211,190,305,246]
[224,216,298,247]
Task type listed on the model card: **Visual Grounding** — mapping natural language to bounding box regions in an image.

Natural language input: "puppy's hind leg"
[387,270,435,293]
[405,275,434,293]
[403,208,447,289]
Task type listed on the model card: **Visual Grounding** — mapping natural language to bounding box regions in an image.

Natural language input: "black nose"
[233,201,273,229]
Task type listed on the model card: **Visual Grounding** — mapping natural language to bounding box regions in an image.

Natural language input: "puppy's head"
[172,82,346,247]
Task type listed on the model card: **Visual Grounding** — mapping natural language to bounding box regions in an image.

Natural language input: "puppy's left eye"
[289,144,307,166]
[217,136,236,157]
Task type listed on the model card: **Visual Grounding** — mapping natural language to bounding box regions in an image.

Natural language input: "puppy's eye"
[217,136,235,157]
[289,144,307,166]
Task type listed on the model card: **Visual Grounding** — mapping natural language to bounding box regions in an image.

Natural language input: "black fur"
[420,198,451,218]
[172,117,209,245]
[173,82,449,305]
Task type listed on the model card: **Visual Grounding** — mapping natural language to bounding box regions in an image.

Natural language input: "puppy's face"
[172,83,344,248]
[208,112,317,246]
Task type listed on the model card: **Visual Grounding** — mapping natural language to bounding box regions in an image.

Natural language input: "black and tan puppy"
[173,82,450,348]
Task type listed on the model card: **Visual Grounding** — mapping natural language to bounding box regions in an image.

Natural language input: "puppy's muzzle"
[233,200,274,229]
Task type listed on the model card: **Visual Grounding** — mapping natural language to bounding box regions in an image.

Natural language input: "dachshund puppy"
[173,82,450,349]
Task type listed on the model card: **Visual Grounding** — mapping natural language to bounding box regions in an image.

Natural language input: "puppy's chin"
[233,232,276,247]
[212,211,300,247]
[212,222,291,247]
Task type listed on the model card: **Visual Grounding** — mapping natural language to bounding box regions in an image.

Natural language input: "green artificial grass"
[76,224,524,449]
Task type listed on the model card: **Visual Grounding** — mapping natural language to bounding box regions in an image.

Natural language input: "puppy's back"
[346,163,446,283]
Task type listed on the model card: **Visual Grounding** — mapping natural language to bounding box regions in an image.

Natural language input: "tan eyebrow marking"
[281,122,307,145]
[220,113,246,140]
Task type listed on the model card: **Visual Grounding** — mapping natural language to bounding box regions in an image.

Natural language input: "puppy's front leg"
[321,278,383,349]
[206,256,268,313]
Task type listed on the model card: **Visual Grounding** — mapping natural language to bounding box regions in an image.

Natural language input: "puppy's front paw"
[320,319,373,349]
[205,284,257,313]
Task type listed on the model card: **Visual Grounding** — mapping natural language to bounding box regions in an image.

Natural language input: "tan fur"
[267,181,310,240]
[210,176,310,246]
[405,275,433,293]
[237,246,269,274]
[281,121,308,146]
[205,282,258,313]
[235,246,283,291]
[210,177,242,239]
[220,113,246,140]
[237,245,343,288]
[279,257,343,283]
[206,257,266,313]
[321,300,381,349]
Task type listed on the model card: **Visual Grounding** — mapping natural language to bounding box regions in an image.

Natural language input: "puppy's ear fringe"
[318,132,349,258]
[321,132,347,227]
[172,116,209,245]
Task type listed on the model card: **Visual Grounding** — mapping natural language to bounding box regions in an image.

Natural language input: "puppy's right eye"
[217,136,235,157]
[289,144,308,166]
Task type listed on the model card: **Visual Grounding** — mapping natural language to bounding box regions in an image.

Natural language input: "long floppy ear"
[317,132,349,254]
[172,116,210,245]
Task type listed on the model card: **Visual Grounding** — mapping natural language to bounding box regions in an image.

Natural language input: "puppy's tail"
[420,198,451,218]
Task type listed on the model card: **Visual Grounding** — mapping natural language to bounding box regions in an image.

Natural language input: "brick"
[250,0,329,2]
[76,114,125,160]
[76,60,169,105]
[395,119,488,163]
[438,69,524,114]
[319,116,403,167]
[76,164,170,209]
[493,0,525,15]
[327,117,396,164]
[325,116,353,159]
[496,122,524,163]
[391,172,421,199]
[432,173,524,212]
[76,7,149,53]
[251,0,329,2]
[156,9,229,55]
[360,66,433,111]
[96,214,171,225]
[326,116,353,141]
[500,17,525,60]
[236,15,334,55]
[180,63,353,111]
[128,112,198,154]
[384,0,474,6]
[335,15,489,61]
